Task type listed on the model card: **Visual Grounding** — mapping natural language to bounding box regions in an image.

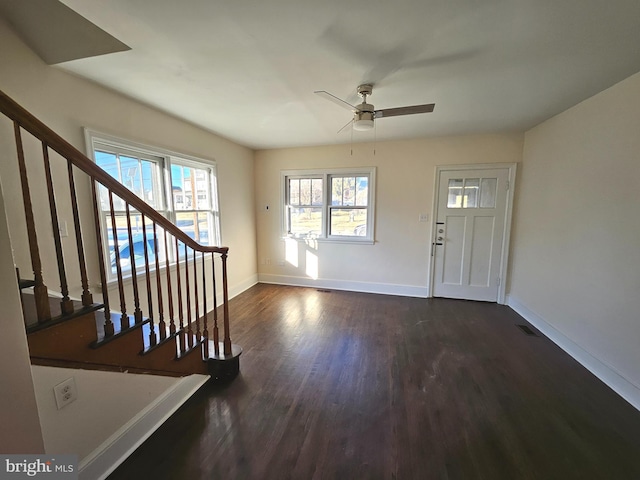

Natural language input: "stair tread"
[143,318,211,360]
[24,293,104,334]
[140,321,178,355]
[92,310,149,347]
[18,278,36,289]
[175,331,205,359]
[206,341,243,360]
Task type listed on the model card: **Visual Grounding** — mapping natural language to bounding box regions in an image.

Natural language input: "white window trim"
[84,129,222,284]
[281,167,376,244]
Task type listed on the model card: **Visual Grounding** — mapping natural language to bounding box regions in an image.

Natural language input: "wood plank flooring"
[108,284,640,479]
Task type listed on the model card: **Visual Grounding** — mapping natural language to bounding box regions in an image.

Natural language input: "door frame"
[428,163,517,304]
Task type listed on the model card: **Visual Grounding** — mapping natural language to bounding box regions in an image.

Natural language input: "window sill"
[283,235,375,245]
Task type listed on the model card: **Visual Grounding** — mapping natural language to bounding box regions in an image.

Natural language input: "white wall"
[0,183,45,454]
[31,366,178,460]
[508,71,640,405]
[255,134,523,295]
[0,17,258,305]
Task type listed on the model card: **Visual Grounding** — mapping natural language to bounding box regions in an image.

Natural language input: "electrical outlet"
[54,377,77,410]
[419,213,429,222]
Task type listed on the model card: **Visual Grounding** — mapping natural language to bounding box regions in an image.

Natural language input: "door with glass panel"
[432,168,510,302]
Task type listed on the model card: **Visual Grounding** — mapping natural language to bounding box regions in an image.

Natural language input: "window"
[329,174,369,237]
[170,160,220,248]
[447,177,498,209]
[85,130,221,281]
[287,176,323,237]
[283,167,375,242]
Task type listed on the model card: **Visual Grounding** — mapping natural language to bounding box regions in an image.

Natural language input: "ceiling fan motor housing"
[356,102,374,113]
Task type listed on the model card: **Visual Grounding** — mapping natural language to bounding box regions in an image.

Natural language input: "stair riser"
[28,312,209,376]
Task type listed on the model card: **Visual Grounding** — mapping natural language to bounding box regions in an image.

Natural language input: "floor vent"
[317,289,332,293]
[516,324,538,336]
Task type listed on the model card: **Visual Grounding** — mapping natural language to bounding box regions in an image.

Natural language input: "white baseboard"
[78,374,210,480]
[229,274,259,301]
[506,295,640,412]
[258,273,428,298]
[201,274,258,312]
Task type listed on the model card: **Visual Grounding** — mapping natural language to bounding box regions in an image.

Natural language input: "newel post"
[221,251,231,356]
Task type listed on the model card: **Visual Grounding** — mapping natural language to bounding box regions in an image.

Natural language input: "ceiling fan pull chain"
[373,121,377,156]
[350,124,354,156]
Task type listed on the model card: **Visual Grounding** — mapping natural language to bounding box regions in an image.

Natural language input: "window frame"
[282,167,376,244]
[169,156,221,251]
[84,129,222,283]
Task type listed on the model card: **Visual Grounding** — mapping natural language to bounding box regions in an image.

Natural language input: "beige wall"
[0,18,258,304]
[255,134,524,294]
[509,71,640,391]
[0,184,45,454]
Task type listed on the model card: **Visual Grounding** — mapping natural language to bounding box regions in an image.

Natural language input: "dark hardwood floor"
[108,284,640,479]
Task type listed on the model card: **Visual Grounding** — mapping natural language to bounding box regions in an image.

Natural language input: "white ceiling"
[7,0,640,149]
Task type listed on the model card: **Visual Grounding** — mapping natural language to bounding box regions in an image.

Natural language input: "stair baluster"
[175,237,186,353]
[184,243,193,348]
[202,252,208,357]
[125,204,143,324]
[67,160,93,306]
[42,142,73,315]
[164,230,176,336]
[91,180,113,337]
[193,249,201,343]
[212,253,220,356]
[141,214,156,347]
[14,123,51,323]
[153,223,166,341]
[109,192,128,329]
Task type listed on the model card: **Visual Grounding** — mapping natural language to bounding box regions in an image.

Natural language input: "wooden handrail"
[0,90,228,255]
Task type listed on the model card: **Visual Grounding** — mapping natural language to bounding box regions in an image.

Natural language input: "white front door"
[432,167,511,302]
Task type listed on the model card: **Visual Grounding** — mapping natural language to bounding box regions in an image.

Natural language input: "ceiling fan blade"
[375,103,435,118]
[337,118,354,134]
[314,90,357,112]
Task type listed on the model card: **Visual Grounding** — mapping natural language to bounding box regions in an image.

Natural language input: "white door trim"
[428,163,517,304]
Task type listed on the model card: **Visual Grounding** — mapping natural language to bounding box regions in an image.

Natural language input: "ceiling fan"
[314,84,435,132]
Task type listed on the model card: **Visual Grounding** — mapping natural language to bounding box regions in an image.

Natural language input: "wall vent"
[516,324,538,336]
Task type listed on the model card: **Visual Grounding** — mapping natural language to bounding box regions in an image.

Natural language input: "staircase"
[1,90,241,381]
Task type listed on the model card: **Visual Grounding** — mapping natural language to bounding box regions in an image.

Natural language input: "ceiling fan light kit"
[315,84,435,133]
[353,111,374,130]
